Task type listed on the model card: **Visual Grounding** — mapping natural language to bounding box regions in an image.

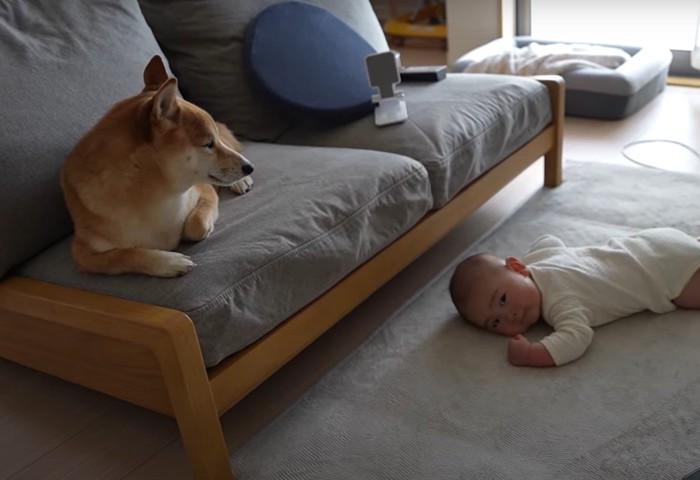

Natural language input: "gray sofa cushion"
[137,0,389,142]
[277,74,552,208]
[18,143,432,368]
[0,0,168,279]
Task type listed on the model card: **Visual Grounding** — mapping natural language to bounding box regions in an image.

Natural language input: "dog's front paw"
[183,216,215,242]
[229,175,254,195]
[154,252,195,277]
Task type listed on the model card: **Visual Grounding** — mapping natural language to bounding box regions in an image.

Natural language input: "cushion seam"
[186,163,429,315]
[424,86,548,168]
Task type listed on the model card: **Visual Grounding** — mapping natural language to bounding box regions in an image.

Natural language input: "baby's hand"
[508,334,531,366]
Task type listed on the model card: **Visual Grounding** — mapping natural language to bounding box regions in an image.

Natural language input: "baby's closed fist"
[508,334,530,366]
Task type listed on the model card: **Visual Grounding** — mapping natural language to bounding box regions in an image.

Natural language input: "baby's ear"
[505,256,528,276]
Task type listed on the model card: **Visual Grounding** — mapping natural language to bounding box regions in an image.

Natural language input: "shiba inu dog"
[60,55,254,277]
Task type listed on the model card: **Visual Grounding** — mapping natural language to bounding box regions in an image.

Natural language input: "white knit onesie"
[523,228,700,366]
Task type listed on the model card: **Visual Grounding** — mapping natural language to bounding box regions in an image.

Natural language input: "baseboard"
[667,76,700,88]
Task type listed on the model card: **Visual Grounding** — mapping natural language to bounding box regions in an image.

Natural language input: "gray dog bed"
[452,36,672,120]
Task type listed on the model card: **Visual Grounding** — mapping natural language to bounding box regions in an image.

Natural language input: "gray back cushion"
[0,0,167,278]
[137,0,389,142]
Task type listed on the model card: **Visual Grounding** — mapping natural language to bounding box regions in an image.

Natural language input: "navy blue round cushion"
[244,1,377,123]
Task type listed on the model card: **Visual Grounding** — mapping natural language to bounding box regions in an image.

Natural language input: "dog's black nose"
[242,164,254,175]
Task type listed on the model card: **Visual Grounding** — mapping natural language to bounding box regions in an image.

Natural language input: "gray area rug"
[231,160,700,479]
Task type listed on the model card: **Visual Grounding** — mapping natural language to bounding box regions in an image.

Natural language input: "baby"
[449,228,700,367]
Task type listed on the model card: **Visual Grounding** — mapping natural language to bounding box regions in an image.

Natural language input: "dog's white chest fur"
[109,192,194,251]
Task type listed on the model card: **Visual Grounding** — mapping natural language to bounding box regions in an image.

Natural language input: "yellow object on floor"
[383,0,446,41]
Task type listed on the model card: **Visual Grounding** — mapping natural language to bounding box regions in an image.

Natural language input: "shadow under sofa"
[0,1,564,479]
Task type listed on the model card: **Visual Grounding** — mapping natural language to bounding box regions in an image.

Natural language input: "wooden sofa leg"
[158,317,235,480]
[0,278,234,480]
[537,75,565,187]
[170,385,233,480]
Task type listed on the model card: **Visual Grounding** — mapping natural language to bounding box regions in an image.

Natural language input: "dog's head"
[140,56,253,188]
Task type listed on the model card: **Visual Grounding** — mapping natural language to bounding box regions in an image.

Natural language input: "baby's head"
[449,253,542,336]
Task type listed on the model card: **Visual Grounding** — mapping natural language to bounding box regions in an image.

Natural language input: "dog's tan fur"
[61,56,253,277]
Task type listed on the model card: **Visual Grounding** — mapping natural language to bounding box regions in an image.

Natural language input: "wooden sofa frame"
[0,77,564,480]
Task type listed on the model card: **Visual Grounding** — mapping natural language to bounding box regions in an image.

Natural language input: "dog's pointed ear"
[151,78,180,126]
[142,55,169,92]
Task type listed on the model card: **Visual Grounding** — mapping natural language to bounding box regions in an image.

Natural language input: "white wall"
[446,0,515,65]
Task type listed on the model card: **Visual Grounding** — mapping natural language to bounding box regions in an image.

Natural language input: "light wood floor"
[2,60,699,479]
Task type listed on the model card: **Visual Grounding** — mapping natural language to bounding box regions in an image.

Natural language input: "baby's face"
[463,259,542,336]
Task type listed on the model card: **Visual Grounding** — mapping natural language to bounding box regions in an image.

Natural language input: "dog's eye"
[202,140,214,149]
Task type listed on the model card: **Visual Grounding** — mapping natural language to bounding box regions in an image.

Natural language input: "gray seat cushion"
[0,0,169,279]
[18,143,432,368]
[276,74,552,208]
[137,0,389,142]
